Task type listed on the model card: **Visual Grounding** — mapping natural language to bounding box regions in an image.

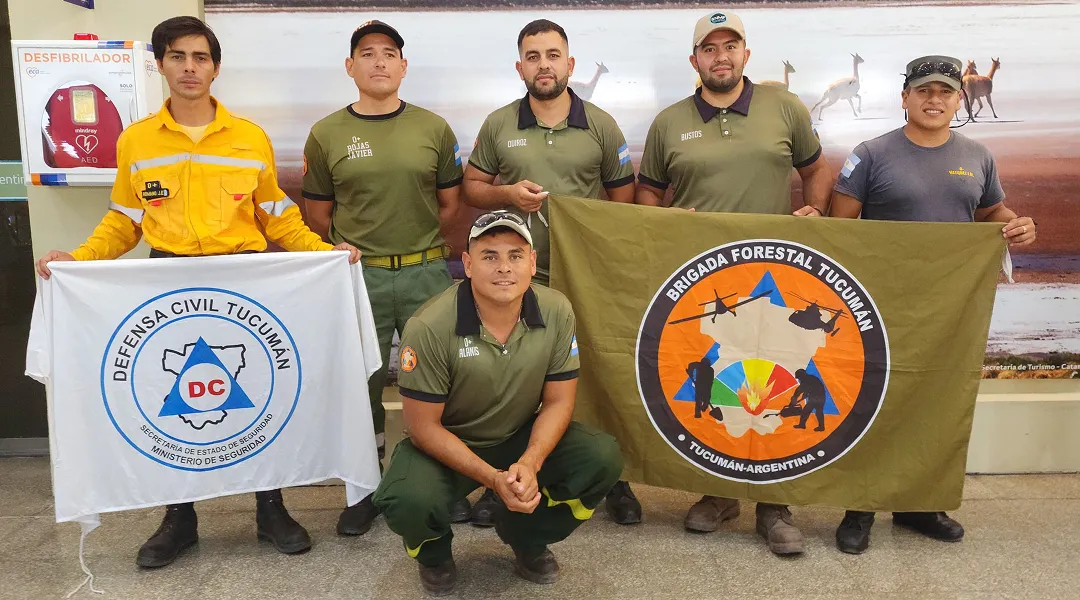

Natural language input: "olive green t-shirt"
[469,89,635,284]
[639,79,821,214]
[396,281,580,448]
[302,102,463,256]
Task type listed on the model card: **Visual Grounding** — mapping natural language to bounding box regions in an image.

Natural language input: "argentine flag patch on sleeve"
[453,143,462,166]
[570,336,579,357]
[840,152,861,178]
[617,144,631,165]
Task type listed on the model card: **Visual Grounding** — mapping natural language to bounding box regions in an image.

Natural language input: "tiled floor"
[3,405,1079,599]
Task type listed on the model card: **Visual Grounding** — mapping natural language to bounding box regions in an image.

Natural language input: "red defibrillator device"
[41,81,123,169]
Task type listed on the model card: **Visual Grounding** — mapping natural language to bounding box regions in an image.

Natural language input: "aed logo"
[23,52,132,64]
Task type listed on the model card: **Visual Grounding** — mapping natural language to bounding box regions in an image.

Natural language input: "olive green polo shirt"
[396,281,580,448]
[638,78,821,214]
[302,102,463,256]
[469,89,635,284]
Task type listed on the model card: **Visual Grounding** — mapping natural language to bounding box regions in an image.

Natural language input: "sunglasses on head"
[905,61,962,86]
[472,211,527,229]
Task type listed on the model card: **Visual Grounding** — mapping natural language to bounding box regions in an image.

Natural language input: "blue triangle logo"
[750,271,787,307]
[674,343,721,401]
[805,358,840,415]
[159,338,255,417]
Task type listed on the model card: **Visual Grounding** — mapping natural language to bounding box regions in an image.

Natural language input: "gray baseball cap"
[904,55,963,91]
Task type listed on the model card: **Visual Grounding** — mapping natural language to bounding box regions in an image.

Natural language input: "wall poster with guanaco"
[206,0,1080,379]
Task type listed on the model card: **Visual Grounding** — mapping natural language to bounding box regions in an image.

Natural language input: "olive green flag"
[549,195,1004,511]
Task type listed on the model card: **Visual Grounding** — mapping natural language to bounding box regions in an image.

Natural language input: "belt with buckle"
[362,246,450,270]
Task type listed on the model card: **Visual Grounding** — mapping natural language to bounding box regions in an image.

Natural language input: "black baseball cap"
[350,20,404,55]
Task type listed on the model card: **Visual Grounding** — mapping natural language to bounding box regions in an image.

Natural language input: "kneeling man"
[373,210,623,596]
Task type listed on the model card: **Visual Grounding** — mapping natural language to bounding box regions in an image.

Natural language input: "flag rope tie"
[66,526,104,598]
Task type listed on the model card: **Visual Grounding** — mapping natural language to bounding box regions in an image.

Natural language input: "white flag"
[26,252,382,528]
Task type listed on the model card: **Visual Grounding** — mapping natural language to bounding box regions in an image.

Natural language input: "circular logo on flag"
[100,288,302,471]
[636,240,889,483]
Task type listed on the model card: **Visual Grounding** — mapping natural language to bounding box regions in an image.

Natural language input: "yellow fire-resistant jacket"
[71,98,331,260]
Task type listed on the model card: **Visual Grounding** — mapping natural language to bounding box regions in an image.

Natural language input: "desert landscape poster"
[204,0,1080,378]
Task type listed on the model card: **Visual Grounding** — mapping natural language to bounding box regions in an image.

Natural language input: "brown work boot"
[755,503,804,555]
[684,495,740,532]
[418,558,457,596]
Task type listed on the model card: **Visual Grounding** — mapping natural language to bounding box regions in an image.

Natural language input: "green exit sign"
[0,162,27,201]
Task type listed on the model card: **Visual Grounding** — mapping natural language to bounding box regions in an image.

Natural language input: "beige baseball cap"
[693,11,746,49]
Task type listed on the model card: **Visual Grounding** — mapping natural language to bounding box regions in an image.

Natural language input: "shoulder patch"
[400,346,418,373]
[840,153,862,178]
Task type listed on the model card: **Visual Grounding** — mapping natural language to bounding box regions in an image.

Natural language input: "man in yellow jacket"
[36,16,360,569]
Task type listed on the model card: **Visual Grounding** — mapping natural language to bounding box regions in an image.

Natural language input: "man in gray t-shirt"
[834,128,1004,222]
[830,55,1036,556]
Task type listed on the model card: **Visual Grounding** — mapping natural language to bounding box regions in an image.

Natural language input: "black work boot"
[337,493,380,536]
[836,510,876,554]
[256,489,312,554]
[605,480,643,524]
[495,518,559,584]
[449,497,472,524]
[470,488,501,527]
[512,547,560,585]
[136,503,199,568]
[418,558,458,596]
[892,511,964,542]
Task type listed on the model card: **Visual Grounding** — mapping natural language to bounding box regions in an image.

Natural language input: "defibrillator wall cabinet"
[11,40,164,187]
